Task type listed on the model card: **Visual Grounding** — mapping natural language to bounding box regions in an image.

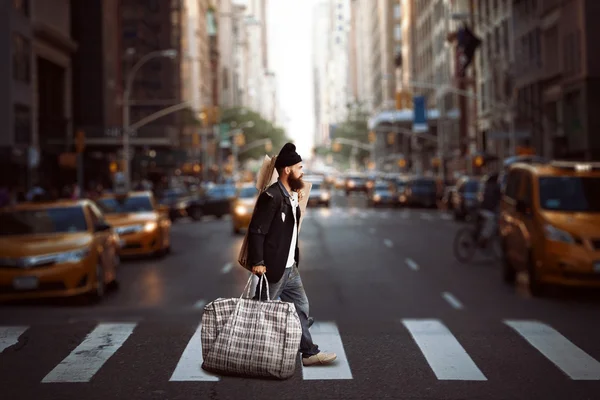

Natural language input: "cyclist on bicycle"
[478,173,501,246]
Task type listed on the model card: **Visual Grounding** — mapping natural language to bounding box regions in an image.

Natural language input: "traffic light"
[368,130,376,143]
[395,91,413,110]
[235,133,246,147]
[397,158,407,168]
[75,130,85,153]
[473,155,484,168]
[387,132,395,145]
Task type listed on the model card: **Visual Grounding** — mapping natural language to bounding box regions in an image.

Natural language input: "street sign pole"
[75,130,85,197]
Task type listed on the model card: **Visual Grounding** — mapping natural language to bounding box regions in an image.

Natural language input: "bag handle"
[240,273,270,300]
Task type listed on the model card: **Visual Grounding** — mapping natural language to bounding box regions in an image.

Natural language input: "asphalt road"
[1,191,600,400]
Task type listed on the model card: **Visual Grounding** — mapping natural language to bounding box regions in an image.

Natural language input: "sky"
[234,0,320,159]
[265,0,320,159]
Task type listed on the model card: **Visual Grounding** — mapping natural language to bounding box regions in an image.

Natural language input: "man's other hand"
[252,265,266,275]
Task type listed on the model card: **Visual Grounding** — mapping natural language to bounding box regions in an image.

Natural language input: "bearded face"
[286,165,305,191]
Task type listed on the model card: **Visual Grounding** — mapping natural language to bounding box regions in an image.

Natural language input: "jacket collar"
[277,179,292,206]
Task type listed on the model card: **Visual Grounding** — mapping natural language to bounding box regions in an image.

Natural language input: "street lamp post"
[229,121,255,180]
[122,49,177,190]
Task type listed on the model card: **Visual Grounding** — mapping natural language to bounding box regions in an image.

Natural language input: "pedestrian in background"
[246,142,337,367]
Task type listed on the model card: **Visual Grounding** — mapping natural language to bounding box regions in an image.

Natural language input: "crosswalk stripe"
[302,322,353,380]
[42,323,136,383]
[402,319,487,381]
[170,323,219,381]
[0,326,28,353]
[505,320,600,380]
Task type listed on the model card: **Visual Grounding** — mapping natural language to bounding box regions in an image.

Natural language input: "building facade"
[511,0,600,161]
[0,0,78,189]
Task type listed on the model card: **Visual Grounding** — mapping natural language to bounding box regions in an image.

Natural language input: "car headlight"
[144,222,158,232]
[399,195,406,202]
[543,224,575,244]
[373,194,381,201]
[320,192,330,200]
[235,205,248,215]
[55,248,91,264]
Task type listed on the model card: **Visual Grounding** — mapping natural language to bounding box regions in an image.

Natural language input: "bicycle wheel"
[453,227,477,263]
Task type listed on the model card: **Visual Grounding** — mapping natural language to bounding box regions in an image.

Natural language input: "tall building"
[399,0,415,91]
[350,0,375,111]
[120,0,183,156]
[71,0,123,188]
[232,3,249,108]
[348,0,399,113]
[511,0,600,160]
[312,0,350,147]
[218,0,236,109]
[312,1,332,146]
[0,0,78,189]
[245,0,268,116]
[475,0,515,160]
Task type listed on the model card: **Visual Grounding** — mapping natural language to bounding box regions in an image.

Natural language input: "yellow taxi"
[0,200,120,302]
[499,161,600,295]
[232,184,259,235]
[95,191,172,257]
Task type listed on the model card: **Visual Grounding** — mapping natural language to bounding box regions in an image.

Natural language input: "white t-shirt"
[285,192,299,268]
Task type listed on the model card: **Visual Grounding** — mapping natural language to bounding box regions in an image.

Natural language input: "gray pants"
[253,265,320,357]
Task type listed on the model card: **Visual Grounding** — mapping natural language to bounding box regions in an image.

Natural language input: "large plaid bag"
[201,275,302,379]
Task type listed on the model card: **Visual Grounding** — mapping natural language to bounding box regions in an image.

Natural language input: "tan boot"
[302,352,337,366]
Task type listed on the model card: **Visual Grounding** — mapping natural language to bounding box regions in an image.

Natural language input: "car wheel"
[527,251,545,297]
[501,240,516,284]
[107,254,120,291]
[190,207,203,221]
[87,262,106,303]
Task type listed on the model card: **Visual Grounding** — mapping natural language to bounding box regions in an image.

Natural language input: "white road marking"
[0,326,28,353]
[442,292,464,310]
[505,320,600,380]
[193,299,206,309]
[42,323,136,383]
[401,212,409,219]
[369,228,376,234]
[302,322,353,380]
[420,213,433,220]
[170,323,220,381]
[384,239,394,248]
[220,262,233,274]
[440,213,453,220]
[402,319,487,381]
[405,258,420,271]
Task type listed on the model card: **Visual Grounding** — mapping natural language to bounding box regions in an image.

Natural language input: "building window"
[12,34,31,83]
[14,104,32,145]
[394,4,401,19]
[13,0,29,16]
[394,24,402,41]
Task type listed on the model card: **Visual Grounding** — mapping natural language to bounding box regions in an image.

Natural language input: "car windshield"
[207,186,236,198]
[162,189,185,199]
[376,183,390,191]
[538,176,600,212]
[0,206,88,236]
[311,183,322,190]
[239,186,258,198]
[96,195,154,213]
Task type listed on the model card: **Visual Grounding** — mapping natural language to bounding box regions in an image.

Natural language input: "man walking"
[247,143,337,366]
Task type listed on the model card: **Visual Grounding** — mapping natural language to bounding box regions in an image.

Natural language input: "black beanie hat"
[275,142,302,169]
